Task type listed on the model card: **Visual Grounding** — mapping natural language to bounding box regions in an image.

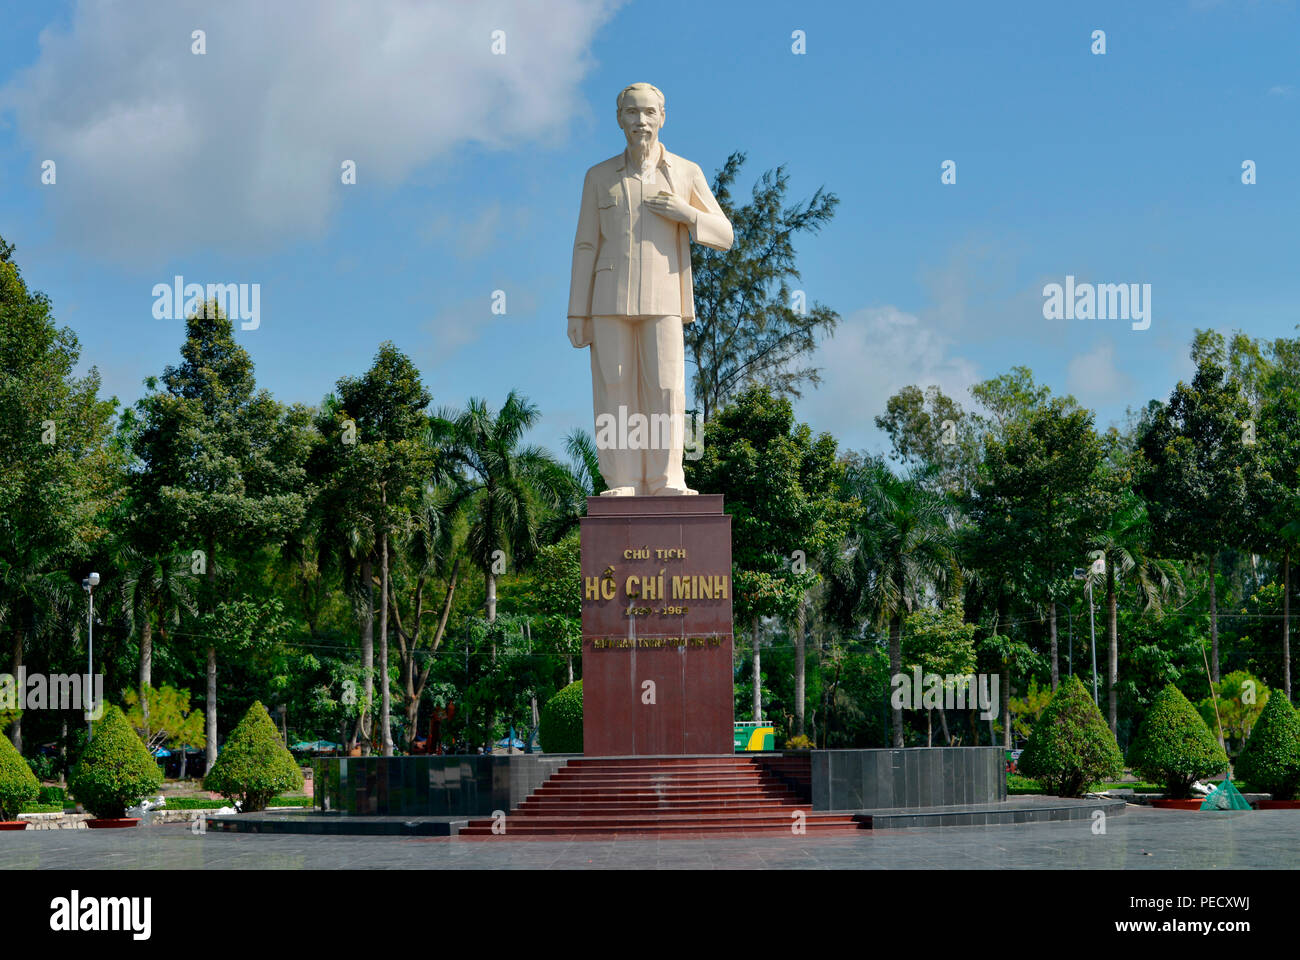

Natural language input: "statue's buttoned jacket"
[568,145,734,322]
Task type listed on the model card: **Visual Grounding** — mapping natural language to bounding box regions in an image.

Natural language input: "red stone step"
[458,755,855,838]
[520,797,799,808]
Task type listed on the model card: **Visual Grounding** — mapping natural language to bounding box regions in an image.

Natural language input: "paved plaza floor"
[1,807,1298,869]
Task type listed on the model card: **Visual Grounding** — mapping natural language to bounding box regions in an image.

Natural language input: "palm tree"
[1087,491,1184,735]
[834,459,955,747]
[428,392,568,624]
[116,543,197,742]
[541,429,606,544]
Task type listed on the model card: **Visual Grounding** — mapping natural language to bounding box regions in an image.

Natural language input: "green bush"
[0,733,40,820]
[203,701,304,812]
[539,680,583,754]
[1018,675,1124,797]
[1235,691,1300,801]
[68,704,163,819]
[1127,684,1229,799]
[37,785,67,805]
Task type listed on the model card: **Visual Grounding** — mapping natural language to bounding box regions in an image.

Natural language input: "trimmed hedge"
[1235,691,1300,801]
[1127,684,1229,799]
[539,680,583,754]
[0,732,40,820]
[37,785,67,806]
[1018,675,1124,797]
[203,701,304,812]
[68,704,163,819]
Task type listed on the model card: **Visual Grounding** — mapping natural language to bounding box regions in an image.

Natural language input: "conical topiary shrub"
[68,704,163,819]
[1235,691,1300,801]
[0,733,40,822]
[539,680,582,754]
[1128,683,1229,799]
[203,701,303,812]
[1018,675,1124,797]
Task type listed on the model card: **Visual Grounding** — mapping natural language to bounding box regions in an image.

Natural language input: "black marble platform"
[812,747,1006,809]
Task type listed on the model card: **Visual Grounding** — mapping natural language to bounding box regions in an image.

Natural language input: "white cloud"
[1065,337,1133,410]
[794,305,980,452]
[2,0,617,264]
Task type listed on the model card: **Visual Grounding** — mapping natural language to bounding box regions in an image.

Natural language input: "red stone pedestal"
[580,495,734,755]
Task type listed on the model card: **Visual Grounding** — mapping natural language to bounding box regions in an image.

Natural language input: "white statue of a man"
[567,82,734,496]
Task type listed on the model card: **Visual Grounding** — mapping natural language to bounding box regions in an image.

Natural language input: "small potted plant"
[69,704,163,827]
[203,701,304,813]
[1235,691,1300,809]
[1128,684,1229,809]
[0,731,40,830]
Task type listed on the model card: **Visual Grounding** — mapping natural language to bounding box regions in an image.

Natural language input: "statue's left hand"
[645,191,696,226]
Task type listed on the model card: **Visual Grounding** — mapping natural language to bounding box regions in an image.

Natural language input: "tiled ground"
[1,807,1296,869]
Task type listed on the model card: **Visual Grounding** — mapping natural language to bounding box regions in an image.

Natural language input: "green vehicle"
[734,722,775,752]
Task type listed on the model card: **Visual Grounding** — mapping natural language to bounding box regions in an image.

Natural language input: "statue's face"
[618,88,663,149]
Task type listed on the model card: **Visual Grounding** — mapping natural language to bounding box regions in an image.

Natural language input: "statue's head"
[616,82,665,149]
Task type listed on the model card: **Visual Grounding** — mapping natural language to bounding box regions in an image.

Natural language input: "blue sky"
[1,0,1297,461]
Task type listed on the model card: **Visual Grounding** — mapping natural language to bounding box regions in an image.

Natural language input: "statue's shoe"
[649,486,698,496]
[598,485,637,496]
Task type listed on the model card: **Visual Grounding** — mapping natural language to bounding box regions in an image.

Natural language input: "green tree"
[876,384,981,497]
[0,237,118,753]
[1235,690,1300,800]
[516,532,582,685]
[131,302,309,769]
[203,700,303,812]
[687,153,840,421]
[0,728,39,820]
[1087,488,1183,734]
[968,388,1105,691]
[1253,334,1300,699]
[1137,330,1260,688]
[123,683,206,777]
[1127,683,1230,798]
[1008,677,1054,741]
[1197,670,1268,752]
[331,343,433,755]
[687,385,851,729]
[430,392,568,624]
[902,602,977,745]
[1019,675,1123,797]
[69,704,163,819]
[827,457,954,746]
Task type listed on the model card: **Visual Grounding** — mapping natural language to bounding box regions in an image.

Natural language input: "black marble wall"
[810,748,1006,810]
[314,755,573,816]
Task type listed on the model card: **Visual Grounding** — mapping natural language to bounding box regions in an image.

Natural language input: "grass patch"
[1008,773,1164,795]
[150,794,311,811]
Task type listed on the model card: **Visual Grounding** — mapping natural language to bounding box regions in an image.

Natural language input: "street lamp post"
[82,571,100,737]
